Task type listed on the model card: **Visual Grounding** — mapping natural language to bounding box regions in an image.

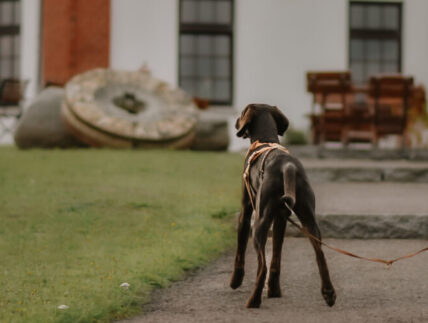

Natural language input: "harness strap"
[243,141,290,210]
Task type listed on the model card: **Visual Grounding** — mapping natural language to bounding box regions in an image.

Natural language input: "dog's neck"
[249,113,280,144]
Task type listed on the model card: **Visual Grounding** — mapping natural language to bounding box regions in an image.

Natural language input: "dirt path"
[122,238,428,323]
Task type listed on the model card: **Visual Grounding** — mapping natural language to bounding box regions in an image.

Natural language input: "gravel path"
[121,238,428,323]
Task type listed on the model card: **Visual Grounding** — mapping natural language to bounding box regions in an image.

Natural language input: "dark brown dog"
[230,103,336,308]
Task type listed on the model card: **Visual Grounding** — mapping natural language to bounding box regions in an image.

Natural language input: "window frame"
[178,0,234,106]
[0,0,21,80]
[348,1,402,84]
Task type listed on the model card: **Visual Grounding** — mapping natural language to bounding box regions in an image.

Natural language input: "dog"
[230,103,336,308]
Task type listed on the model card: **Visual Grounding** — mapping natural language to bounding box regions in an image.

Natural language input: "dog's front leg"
[230,185,253,289]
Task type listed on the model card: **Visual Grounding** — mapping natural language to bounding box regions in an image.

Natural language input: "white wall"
[20,0,41,101]
[109,0,428,132]
[403,0,428,90]
[110,0,179,87]
[235,0,348,129]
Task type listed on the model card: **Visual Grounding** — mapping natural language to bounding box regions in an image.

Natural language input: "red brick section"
[42,0,110,86]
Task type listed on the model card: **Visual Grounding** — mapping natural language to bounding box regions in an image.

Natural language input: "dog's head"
[235,104,289,138]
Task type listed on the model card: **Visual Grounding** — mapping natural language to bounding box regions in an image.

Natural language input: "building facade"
[8,0,428,133]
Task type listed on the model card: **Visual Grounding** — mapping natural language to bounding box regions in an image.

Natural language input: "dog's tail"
[280,162,296,208]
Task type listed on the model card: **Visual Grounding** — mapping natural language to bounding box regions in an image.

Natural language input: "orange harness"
[243,141,428,267]
[243,140,289,210]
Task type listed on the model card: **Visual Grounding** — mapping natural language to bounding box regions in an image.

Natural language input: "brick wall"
[42,0,110,86]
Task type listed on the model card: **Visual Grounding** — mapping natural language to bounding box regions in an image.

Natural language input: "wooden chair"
[368,75,413,147]
[0,79,28,140]
[306,71,351,144]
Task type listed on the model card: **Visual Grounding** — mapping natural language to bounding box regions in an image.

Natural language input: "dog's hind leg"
[230,185,253,289]
[294,190,336,307]
[267,162,295,297]
[267,210,287,298]
[246,198,274,308]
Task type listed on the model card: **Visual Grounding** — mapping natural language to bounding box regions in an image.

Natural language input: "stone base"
[14,87,85,149]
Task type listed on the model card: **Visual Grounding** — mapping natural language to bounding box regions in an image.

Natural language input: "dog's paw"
[246,296,261,308]
[322,287,336,307]
[230,268,245,289]
[267,275,282,298]
[267,286,282,298]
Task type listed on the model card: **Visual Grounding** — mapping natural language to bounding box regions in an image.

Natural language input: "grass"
[0,147,243,322]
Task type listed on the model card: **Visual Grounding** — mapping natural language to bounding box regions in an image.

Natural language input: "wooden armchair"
[306,71,352,144]
[368,75,413,147]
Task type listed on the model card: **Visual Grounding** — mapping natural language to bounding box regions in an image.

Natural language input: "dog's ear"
[235,105,255,138]
[269,106,289,136]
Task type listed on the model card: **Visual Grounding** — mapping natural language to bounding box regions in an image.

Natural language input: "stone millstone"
[62,68,199,148]
[14,87,85,148]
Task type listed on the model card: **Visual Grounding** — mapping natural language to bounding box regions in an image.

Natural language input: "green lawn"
[0,147,243,322]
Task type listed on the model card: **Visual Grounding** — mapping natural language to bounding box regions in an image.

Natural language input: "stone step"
[301,159,428,182]
[289,145,428,161]
[284,182,428,239]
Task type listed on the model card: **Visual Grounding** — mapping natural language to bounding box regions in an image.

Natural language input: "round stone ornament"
[62,68,198,148]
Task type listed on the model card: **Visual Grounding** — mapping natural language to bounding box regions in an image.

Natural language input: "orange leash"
[284,203,428,267]
[244,143,428,267]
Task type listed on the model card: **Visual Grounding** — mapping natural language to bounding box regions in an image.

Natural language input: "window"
[0,0,20,79]
[349,1,402,84]
[179,0,233,105]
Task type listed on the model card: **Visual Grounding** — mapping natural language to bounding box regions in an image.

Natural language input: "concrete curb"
[286,213,428,239]
[307,167,428,182]
[290,145,428,161]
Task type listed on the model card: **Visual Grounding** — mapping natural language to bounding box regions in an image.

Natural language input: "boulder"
[191,119,229,151]
[14,87,84,148]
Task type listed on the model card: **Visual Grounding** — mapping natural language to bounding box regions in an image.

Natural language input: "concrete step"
[289,145,428,161]
[301,159,428,183]
[286,182,428,239]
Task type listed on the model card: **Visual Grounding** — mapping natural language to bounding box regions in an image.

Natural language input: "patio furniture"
[306,71,352,144]
[368,75,414,147]
[342,88,377,144]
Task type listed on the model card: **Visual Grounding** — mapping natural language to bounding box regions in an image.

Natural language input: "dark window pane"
[197,79,213,98]
[367,5,381,29]
[180,77,196,94]
[383,5,399,30]
[197,57,212,77]
[214,80,230,101]
[216,1,232,24]
[197,36,212,56]
[350,39,364,60]
[367,62,381,77]
[181,0,197,23]
[179,0,233,104]
[0,57,11,78]
[14,1,20,24]
[14,35,20,54]
[180,35,195,55]
[383,40,398,61]
[349,2,401,83]
[382,62,398,73]
[214,35,229,56]
[350,61,365,85]
[366,40,380,61]
[0,2,14,26]
[350,4,364,29]
[0,36,13,57]
[180,57,195,77]
[199,0,215,23]
[214,58,229,78]
[13,55,19,76]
